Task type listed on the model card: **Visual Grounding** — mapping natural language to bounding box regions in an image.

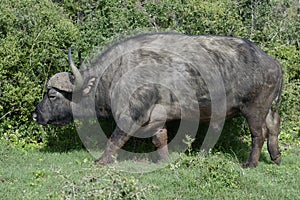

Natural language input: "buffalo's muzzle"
[32,113,38,122]
[32,110,48,125]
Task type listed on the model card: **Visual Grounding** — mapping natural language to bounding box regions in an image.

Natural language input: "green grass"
[1,140,300,199]
[142,147,300,200]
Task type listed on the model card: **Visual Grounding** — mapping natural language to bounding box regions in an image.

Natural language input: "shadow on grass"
[190,116,273,165]
[41,116,272,165]
[40,125,85,153]
[40,120,155,154]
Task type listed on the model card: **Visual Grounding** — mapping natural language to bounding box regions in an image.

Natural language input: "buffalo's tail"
[273,61,283,112]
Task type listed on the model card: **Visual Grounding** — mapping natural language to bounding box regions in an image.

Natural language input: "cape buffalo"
[33,32,282,168]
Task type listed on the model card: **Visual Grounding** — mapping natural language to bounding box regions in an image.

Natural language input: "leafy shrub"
[266,44,300,81]
[51,166,155,199]
[55,0,152,55]
[0,0,299,150]
[169,151,243,190]
[0,0,79,147]
[280,80,300,144]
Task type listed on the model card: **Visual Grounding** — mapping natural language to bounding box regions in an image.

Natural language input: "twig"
[0,111,12,121]
[0,109,20,121]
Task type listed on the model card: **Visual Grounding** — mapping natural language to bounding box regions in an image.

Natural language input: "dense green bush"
[169,151,243,191]
[53,166,155,199]
[0,0,79,147]
[280,80,300,144]
[0,0,299,149]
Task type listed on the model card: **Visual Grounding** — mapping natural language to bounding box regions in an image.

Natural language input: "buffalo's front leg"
[95,127,130,165]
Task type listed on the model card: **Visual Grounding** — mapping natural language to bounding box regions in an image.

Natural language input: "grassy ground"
[0,140,299,200]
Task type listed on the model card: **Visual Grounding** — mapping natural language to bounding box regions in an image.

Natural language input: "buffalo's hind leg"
[242,107,281,168]
[241,107,269,168]
[265,109,281,165]
[152,127,169,161]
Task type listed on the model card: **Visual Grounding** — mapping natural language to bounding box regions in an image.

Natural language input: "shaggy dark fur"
[33,32,282,167]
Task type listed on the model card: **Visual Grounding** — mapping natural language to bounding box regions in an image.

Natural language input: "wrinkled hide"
[33,32,283,167]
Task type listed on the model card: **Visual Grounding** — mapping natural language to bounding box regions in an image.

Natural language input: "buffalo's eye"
[48,90,58,101]
[49,94,57,100]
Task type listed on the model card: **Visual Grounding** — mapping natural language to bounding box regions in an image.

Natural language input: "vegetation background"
[0,0,299,199]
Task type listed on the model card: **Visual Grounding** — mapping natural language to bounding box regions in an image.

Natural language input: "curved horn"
[68,48,83,92]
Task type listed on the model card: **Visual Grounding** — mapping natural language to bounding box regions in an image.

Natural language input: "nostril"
[33,113,37,121]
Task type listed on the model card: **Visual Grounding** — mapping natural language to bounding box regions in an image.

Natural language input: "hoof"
[156,155,169,163]
[242,162,258,169]
[272,155,281,165]
[95,156,114,166]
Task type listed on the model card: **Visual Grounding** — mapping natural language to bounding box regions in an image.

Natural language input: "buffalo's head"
[33,49,96,125]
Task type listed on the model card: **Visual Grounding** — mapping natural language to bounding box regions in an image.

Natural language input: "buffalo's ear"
[82,77,96,96]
